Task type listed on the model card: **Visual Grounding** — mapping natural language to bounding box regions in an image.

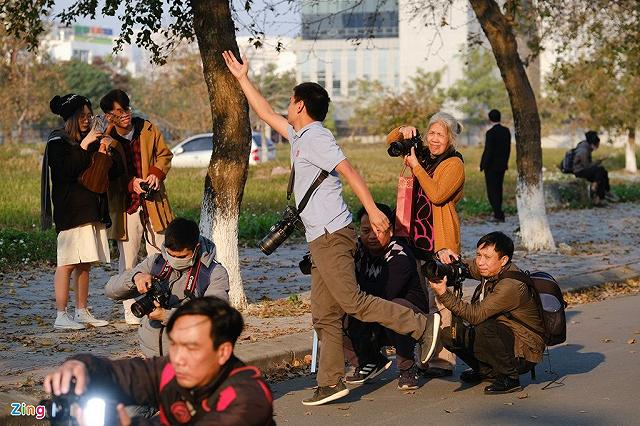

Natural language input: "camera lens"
[131,295,156,318]
[424,259,449,281]
[258,220,296,255]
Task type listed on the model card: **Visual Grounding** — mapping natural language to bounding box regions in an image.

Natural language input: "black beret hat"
[50,94,91,121]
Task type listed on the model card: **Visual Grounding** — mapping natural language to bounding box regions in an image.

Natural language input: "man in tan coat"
[100,89,174,324]
[430,231,545,394]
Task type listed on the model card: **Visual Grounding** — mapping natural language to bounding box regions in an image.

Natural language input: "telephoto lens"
[131,294,156,318]
[258,219,296,255]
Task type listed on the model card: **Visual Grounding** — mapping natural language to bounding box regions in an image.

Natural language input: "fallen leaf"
[337,406,350,411]
[504,402,514,406]
[530,415,538,419]
[362,397,375,401]
[517,393,529,399]
[343,413,351,417]
[627,338,636,345]
[444,409,451,413]
[305,411,312,416]
[579,410,587,413]
[602,338,613,343]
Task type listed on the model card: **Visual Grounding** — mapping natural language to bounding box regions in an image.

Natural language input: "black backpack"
[502,270,567,346]
[559,148,576,174]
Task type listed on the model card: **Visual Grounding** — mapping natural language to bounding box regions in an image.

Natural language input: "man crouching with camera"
[429,231,544,394]
[105,217,229,358]
[42,297,274,425]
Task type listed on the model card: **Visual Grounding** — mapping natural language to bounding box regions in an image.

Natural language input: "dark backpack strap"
[40,141,53,231]
[499,270,546,340]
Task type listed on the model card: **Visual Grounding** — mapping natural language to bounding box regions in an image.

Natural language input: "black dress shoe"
[484,376,522,394]
[459,368,492,384]
[421,367,453,378]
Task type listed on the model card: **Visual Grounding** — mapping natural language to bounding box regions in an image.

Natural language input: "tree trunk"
[469,0,555,251]
[625,127,637,174]
[191,0,251,308]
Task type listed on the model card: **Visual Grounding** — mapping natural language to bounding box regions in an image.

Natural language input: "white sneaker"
[74,308,109,327]
[54,311,85,330]
[123,299,142,325]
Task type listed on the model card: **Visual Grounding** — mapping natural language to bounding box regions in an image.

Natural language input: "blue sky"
[51,0,301,38]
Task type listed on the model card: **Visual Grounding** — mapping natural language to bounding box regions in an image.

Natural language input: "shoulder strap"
[296,169,329,213]
[499,270,546,339]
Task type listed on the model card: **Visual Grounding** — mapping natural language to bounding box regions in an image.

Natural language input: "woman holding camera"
[42,94,122,329]
[393,111,465,377]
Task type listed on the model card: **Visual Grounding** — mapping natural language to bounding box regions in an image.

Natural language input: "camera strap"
[287,166,329,214]
[155,248,203,297]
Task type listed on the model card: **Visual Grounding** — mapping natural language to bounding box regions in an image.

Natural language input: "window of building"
[72,49,90,63]
[332,51,342,96]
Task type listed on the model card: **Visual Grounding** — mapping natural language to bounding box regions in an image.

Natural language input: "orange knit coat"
[412,157,465,253]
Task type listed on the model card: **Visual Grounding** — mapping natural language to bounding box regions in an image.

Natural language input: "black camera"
[258,206,303,255]
[139,181,158,200]
[40,382,117,426]
[299,252,312,275]
[131,276,172,318]
[424,258,471,288]
[387,130,423,157]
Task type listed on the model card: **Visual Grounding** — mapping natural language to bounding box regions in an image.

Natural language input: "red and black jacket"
[71,354,274,425]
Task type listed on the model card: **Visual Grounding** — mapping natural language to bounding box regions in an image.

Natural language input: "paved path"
[270,294,640,425]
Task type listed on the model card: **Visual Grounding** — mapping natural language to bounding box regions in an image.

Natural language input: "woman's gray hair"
[427,112,464,147]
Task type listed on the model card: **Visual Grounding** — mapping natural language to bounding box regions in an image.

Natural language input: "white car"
[171,132,276,168]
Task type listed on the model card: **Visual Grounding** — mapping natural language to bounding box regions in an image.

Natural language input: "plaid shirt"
[111,127,143,213]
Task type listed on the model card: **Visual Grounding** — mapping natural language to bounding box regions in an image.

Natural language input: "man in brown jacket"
[100,90,175,324]
[430,231,545,394]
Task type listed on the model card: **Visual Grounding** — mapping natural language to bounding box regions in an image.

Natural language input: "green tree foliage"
[59,61,114,108]
[448,46,510,127]
[349,69,444,135]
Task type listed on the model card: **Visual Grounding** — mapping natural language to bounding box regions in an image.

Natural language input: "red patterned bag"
[394,166,414,237]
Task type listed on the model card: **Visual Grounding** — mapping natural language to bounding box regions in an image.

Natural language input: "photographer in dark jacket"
[480,109,511,222]
[430,232,545,394]
[105,218,229,357]
[43,297,274,425]
[343,204,429,391]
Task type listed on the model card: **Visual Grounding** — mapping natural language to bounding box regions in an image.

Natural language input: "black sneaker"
[416,313,441,365]
[484,376,522,394]
[302,379,349,406]
[397,367,419,390]
[460,368,493,384]
[420,366,453,378]
[345,359,393,385]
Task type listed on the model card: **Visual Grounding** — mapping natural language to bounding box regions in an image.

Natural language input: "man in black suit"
[480,109,511,223]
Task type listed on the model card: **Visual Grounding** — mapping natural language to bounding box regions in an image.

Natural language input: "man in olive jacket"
[430,231,544,394]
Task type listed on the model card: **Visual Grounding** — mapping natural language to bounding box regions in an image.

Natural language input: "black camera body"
[40,382,117,426]
[424,258,471,288]
[387,130,424,158]
[259,206,304,255]
[131,276,172,318]
[139,181,158,200]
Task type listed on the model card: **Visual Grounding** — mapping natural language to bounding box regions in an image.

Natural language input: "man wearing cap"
[573,130,618,206]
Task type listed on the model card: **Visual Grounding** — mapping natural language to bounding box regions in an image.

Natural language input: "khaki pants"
[117,207,164,273]
[418,260,456,370]
[309,225,428,387]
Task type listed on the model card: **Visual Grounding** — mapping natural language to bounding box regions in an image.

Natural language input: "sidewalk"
[235,201,640,369]
[0,202,639,415]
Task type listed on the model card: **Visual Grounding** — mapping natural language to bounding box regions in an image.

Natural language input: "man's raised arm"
[222,50,289,139]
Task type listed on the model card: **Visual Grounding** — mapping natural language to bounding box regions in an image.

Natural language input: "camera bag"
[501,270,567,346]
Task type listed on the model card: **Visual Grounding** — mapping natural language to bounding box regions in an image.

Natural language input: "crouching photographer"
[429,232,545,394]
[42,297,275,425]
[105,218,229,358]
